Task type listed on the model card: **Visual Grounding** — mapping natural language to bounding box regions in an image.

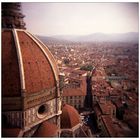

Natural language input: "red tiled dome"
[2,29,59,97]
[61,104,80,129]
[33,121,58,137]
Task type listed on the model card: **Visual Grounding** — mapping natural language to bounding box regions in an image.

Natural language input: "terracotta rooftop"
[63,88,86,96]
[33,121,58,137]
[101,115,132,137]
[98,101,116,115]
[61,104,80,129]
[101,115,119,137]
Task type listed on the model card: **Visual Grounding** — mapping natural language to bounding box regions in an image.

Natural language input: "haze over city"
[22,3,138,36]
[2,2,139,137]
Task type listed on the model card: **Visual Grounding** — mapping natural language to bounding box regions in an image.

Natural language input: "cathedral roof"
[61,104,81,129]
[33,121,58,137]
[2,29,59,97]
[2,128,23,137]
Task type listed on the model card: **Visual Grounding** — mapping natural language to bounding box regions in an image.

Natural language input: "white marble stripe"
[12,29,26,95]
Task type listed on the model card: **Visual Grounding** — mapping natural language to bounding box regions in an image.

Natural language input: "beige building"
[62,88,86,109]
[62,74,87,110]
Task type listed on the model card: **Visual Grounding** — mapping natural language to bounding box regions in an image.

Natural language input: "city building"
[94,100,116,129]
[99,115,133,137]
[94,101,134,137]
[62,68,87,109]
[63,88,86,109]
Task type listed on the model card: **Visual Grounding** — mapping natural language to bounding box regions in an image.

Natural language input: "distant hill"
[76,32,139,43]
[37,32,139,43]
[37,35,74,44]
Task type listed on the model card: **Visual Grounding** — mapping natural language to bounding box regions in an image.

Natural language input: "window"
[37,104,49,119]
[38,105,46,114]
[66,97,68,102]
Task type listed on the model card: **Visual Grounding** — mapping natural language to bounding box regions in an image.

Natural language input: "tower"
[2,3,62,137]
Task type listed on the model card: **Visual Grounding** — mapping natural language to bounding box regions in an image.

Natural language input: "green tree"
[80,65,93,71]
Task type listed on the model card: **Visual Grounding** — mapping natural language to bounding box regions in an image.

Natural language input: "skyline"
[22,3,139,36]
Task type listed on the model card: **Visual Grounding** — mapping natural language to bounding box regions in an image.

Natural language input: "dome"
[2,29,59,110]
[33,121,58,137]
[61,104,80,129]
[2,3,61,138]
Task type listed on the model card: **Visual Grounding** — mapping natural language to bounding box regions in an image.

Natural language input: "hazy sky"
[22,3,139,36]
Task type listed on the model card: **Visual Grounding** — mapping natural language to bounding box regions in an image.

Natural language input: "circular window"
[38,105,46,114]
[37,104,48,118]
